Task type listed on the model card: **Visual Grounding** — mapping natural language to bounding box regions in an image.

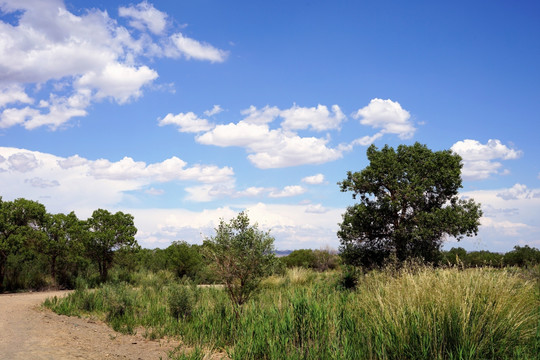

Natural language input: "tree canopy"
[86,209,138,282]
[338,142,482,267]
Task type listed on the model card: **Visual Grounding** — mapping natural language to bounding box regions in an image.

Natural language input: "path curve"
[0,291,177,359]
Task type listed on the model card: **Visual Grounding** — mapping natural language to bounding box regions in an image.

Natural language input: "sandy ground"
[0,291,178,359]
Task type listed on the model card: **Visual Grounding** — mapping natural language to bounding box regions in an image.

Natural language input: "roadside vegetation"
[44,265,539,360]
[4,143,540,359]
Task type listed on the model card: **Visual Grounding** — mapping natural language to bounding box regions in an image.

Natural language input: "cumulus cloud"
[281,104,345,131]
[302,174,325,184]
[158,112,213,133]
[8,153,40,172]
[197,122,343,168]
[353,98,415,139]
[459,186,540,250]
[0,146,234,212]
[240,105,281,125]
[451,139,522,180]
[0,0,228,130]
[163,99,411,169]
[119,1,168,35]
[497,184,540,200]
[130,202,344,249]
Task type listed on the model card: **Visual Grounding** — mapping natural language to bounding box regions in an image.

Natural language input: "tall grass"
[44,266,539,359]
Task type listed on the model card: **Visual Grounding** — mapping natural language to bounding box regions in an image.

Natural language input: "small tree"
[86,209,138,282]
[338,143,482,267]
[203,212,276,316]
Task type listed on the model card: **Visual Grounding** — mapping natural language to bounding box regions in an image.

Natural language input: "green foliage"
[203,211,277,312]
[282,248,340,271]
[338,143,483,267]
[86,209,138,282]
[282,249,316,268]
[168,284,195,320]
[0,197,46,290]
[504,245,540,267]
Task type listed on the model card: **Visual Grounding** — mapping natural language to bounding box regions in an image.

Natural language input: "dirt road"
[0,291,177,359]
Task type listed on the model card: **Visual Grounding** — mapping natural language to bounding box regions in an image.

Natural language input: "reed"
[44,266,539,359]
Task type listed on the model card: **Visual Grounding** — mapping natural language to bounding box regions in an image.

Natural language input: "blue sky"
[1,0,539,251]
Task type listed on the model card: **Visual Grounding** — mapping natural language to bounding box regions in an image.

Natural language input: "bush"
[168,285,194,320]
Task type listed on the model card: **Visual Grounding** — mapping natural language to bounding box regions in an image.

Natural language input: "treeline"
[0,197,137,291]
[1,196,539,292]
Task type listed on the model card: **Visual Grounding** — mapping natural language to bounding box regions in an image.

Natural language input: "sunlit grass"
[44,266,539,359]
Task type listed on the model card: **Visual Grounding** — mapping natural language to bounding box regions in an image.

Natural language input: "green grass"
[44,266,539,359]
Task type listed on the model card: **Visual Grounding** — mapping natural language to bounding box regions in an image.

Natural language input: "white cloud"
[305,203,329,214]
[458,186,540,250]
[240,105,281,125]
[353,98,414,139]
[269,185,306,198]
[451,139,522,180]
[170,33,228,62]
[129,202,344,249]
[0,0,227,130]
[8,152,40,172]
[24,177,60,188]
[204,105,223,117]
[496,184,540,200]
[281,104,345,131]
[0,85,33,107]
[0,146,234,212]
[119,1,168,35]
[302,174,325,184]
[75,63,158,104]
[197,121,343,168]
[158,112,213,133]
[190,100,412,169]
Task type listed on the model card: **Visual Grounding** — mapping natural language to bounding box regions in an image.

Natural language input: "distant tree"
[203,212,276,316]
[442,247,468,266]
[338,143,483,267]
[0,197,46,290]
[86,209,138,282]
[166,241,203,280]
[282,249,316,268]
[503,245,540,267]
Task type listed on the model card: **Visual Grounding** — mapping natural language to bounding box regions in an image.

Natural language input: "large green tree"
[86,209,138,282]
[338,143,482,267]
[203,212,276,315]
[0,197,46,289]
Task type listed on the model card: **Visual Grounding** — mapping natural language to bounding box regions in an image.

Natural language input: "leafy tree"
[338,143,482,267]
[166,241,203,280]
[203,212,276,315]
[40,211,81,284]
[86,209,138,282]
[0,197,46,290]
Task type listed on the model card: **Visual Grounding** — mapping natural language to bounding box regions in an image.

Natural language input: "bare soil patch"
[0,291,177,359]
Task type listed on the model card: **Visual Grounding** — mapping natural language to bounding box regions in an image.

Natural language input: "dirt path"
[0,291,178,359]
